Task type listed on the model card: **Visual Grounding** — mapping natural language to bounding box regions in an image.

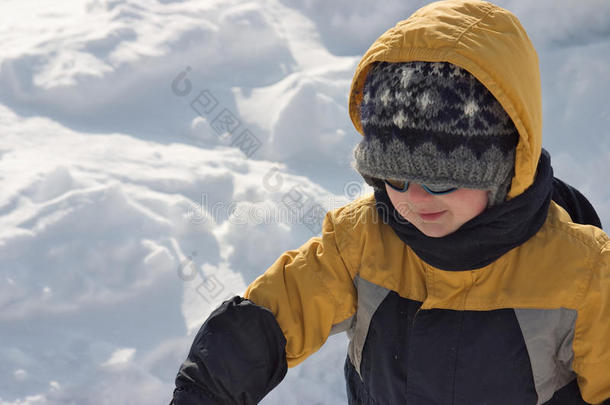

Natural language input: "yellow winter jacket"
[244,1,610,403]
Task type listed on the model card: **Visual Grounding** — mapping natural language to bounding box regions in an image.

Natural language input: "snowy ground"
[0,1,609,404]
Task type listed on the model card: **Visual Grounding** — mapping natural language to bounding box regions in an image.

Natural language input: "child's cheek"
[451,189,489,222]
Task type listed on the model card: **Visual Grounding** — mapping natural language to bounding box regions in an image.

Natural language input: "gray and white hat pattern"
[352,61,519,206]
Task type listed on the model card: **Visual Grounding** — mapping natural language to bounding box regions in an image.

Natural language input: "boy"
[172,1,609,404]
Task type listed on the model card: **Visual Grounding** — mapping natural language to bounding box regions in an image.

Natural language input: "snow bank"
[0,0,608,403]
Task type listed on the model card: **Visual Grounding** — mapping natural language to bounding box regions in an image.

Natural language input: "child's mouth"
[418,211,446,221]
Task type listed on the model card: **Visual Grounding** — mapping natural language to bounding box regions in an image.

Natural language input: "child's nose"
[406,182,434,202]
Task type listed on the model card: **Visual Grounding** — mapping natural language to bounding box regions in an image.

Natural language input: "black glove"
[172,296,288,404]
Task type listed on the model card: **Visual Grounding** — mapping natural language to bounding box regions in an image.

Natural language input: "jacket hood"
[348,0,542,199]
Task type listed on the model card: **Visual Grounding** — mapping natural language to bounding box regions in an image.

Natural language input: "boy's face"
[385,182,489,238]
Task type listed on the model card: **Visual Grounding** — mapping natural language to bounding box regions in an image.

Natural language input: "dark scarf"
[374,149,554,271]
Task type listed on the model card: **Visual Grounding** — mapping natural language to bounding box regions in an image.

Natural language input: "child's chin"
[417,224,455,238]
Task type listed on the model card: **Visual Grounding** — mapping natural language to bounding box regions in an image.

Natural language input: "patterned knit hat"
[352,61,519,206]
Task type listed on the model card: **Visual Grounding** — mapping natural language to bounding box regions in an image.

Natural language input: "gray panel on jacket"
[346,275,391,378]
[514,308,578,405]
[330,315,354,336]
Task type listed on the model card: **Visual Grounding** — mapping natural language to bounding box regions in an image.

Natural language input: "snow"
[0,0,608,404]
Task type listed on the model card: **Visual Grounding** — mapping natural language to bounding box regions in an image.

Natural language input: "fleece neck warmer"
[374,149,554,271]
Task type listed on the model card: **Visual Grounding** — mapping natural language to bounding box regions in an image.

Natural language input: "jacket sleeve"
[572,238,610,404]
[172,208,359,403]
[243,209,359,367]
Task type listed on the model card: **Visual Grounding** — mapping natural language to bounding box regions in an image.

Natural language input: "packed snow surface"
[1,0,608,403]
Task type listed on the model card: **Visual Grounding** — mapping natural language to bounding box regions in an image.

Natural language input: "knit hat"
[352,61,519,206]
